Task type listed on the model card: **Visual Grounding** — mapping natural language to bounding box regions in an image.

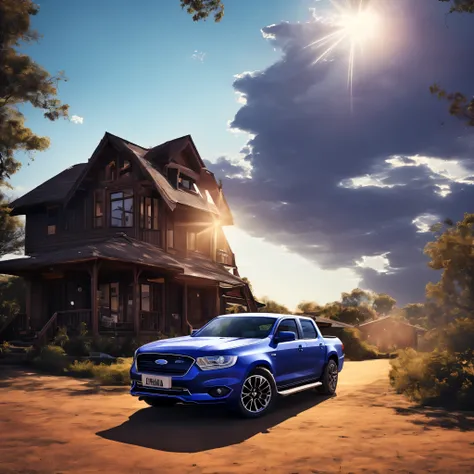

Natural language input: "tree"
[0,192,23,257]
[341,288,372,307]
[297,301,322,314]
[0,0,69,185]
[241,276,253,293]
[180,0,224,22]
[432,1,474,125]
[424,213,474,322]
[257,297,289,314]
[399,303,428,328]
[373,293,396,315]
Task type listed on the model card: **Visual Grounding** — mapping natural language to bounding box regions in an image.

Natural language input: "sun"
[305,0,384,104]
[338,9,380,45]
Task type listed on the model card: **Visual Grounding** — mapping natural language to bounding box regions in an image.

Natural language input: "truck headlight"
[196,355,237,371]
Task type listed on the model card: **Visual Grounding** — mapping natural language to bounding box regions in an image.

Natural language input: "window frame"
[94,190,104,228]
[187,231,197,252]
[110,190,134,228]
[274,318,300,340]
[299,318,319,340]
[46,206,59,235]
[140,196,159,230]
[140,283,151,312]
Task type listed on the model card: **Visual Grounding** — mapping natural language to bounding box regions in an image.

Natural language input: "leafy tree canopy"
[258,297,290,314]
[180,0,224,22]
[373,293,396,315]
[424,213,474,322]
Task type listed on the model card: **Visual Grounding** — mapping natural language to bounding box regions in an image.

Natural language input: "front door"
[272,318,307,388]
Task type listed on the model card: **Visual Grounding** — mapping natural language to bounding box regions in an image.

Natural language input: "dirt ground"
[0,360,473,474]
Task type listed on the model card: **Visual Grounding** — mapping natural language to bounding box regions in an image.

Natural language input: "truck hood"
[138,335,265,355]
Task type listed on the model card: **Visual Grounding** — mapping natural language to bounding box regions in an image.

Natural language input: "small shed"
[302,314,354,338]
[357,315,427,351]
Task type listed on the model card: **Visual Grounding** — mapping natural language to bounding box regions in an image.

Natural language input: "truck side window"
[300,320,318,339]
[277,319,299,338]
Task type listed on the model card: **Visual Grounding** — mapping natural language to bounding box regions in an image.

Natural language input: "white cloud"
[70,115,84,125]
[356,253,391,274]
[412,213,439,233]
[191,50,206,62]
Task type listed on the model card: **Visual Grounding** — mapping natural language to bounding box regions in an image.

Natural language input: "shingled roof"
[9,132,231,221]
[10,164,87,214]
[0,235,245,287]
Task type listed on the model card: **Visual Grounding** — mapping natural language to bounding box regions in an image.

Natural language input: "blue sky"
[9,0,474,310]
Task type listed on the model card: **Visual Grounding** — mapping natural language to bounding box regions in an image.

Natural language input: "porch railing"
[36,309,92,347]
[140,311,161,331]
[0,312,29,341]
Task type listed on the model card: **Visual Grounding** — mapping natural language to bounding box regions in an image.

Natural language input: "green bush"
[33,345,70,374]
[339,327,381,360]
[0,341,11,358]
[90,358,131,385]
[390,348,474,410]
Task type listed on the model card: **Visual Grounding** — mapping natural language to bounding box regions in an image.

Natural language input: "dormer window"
[47,207,59,235]
[178,174,197,193]
[119,159,132,177]
[168,168,179,189]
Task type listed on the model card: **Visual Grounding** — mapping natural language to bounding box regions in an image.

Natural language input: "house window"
[178,174,196,192]
[120,159,132,177]
[110,190,133,227]
[187,231,196,251]
[140,284,151,312]
[94,190,103,228]
[167,225,174,249]
[168,168,179,188]
[140,197,159,230]
[105,160,117,181]
[47,207,59,235]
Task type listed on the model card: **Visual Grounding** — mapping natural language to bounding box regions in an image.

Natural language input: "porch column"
[182,282,189,334]
[160,279,166,333]
[132,267,141,336]
[90,261,99,336]
[215,285,222,317]
[25,279,32,329]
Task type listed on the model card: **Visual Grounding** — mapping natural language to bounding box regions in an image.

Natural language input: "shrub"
[90,358,131,385]
[33,345,70,374]
[67,360,95,378]
[0,341,11,358]
[339,327,381,360]
[390,348,474,410]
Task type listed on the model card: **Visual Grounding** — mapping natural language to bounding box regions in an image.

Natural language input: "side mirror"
[274,331,296,343]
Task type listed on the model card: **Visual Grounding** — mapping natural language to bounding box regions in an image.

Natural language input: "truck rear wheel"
[318,359,339,395]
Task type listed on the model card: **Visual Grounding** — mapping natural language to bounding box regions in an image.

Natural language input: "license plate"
[141,374,172,389]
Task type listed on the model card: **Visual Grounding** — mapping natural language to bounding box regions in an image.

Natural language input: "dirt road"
[1,360,473,474]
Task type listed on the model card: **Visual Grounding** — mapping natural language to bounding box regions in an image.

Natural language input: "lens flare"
[305,0,382,107]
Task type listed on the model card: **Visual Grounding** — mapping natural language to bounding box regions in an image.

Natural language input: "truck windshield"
[194,316,277,339]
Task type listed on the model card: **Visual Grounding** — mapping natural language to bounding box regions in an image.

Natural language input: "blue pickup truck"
[130,313,344,418]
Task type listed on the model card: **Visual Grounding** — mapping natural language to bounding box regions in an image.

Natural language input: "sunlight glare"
[339,9,380,45]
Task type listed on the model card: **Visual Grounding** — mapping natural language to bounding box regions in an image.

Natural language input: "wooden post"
[90,261,99,336]
[182,282,188,334]
[132,267,141,337]
[25,279,32,329]
[215,285,222,317]
[160,279,166,333]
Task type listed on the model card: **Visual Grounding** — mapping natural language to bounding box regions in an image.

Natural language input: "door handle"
[298,344,304,352]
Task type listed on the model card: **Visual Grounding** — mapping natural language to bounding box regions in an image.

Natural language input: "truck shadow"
[97,392,333,452]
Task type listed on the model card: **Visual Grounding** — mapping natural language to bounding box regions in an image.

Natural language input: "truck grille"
[136,353,194,376]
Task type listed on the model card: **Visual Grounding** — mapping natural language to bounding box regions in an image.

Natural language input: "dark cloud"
[210,0,474,304]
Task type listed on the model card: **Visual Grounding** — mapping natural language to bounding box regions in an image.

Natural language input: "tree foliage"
[373,293,396,315]
[0,193,23,257]
[341,288,372,307]
[180,0,224,22]
[0,0,69,184]
[424,213,474,321]
[432,1,474,125]
[297,301,322,314]
[257,297,290,314]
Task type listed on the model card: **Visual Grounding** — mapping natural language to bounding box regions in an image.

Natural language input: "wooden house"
[0,132,259,345]
[357,315,427,351]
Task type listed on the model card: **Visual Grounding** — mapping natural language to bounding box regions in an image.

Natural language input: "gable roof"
[10,132,232,221]
[10,164,87,215]
[357,315,427,331]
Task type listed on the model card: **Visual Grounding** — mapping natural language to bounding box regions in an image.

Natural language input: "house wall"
[359,320,418,351]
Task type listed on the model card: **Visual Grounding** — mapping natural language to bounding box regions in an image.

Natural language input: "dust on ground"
[0,359,473,474]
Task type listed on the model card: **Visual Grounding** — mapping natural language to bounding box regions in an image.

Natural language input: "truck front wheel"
[318,359,339,395]
[234,367,277,418]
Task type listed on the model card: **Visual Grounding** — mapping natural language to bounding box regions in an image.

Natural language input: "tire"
[234,367,277,419]
[143,397,177,408]
[318,359,339,395]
